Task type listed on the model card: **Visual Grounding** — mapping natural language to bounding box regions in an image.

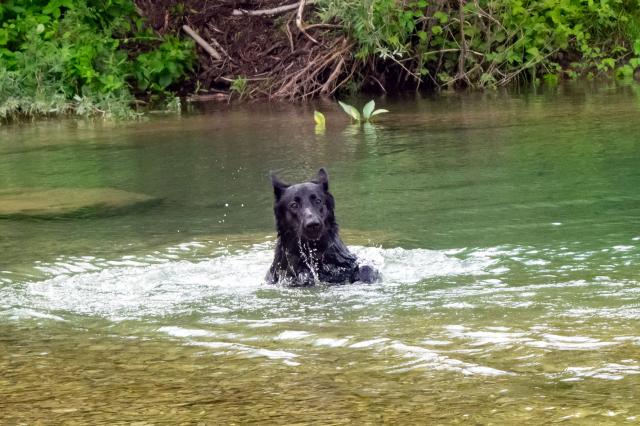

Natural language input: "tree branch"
[296,0,319,44]
[232,0,317,16]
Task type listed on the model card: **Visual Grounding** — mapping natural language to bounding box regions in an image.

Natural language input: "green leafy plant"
[313,110,326,135]
[230,76,248,100]
[318,0,640,88]
[134,36,195,93]
[314,110,326,126]
[0,0,196,122]
[338,100,388,123]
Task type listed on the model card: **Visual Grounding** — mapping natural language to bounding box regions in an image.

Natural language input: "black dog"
[266,168,379,286]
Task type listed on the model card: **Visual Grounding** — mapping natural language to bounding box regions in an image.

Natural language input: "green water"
[1,85,640,423]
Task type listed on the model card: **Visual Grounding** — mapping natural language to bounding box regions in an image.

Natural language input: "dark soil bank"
[137,0,352,101]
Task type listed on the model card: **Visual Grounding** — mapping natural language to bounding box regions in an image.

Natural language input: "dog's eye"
[289,202,299,209]
[314,198,322,205]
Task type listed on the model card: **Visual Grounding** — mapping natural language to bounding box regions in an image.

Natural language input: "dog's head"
[271,168,336,241]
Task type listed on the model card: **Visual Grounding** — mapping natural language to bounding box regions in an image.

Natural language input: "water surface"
[1,85,640,423]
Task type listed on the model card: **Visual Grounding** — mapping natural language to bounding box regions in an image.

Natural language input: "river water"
[1,85,639,423]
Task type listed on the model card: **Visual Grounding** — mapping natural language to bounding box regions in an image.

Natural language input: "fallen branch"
[232,0,316,16]
[285,19,295,52]
[296,0,319,44]
[182,25,222,61]
[321,57,345,94]
[209,37,231,61]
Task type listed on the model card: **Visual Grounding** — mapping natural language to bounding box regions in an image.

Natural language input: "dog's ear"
[271,173,290,201]
[313,168,329,192]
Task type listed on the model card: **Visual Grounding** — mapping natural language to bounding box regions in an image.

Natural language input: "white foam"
[314,338,350,347]
[349,338,390,348]
[11,247,272,319]
[159,326,215,338]
[4,242,493,320]
[276,330,313,340]
[446,326,529,347]
[420,339,452,346]
[6,308,67,322]
[442,302,476,309]
[241,318,301,328]
[353,246,493,284]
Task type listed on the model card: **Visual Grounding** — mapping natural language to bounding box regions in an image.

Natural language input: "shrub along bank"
[322,0,640,90]
[2,0,640,121]
[0,0,194,121]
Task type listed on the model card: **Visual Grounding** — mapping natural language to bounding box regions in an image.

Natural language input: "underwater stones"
[0,187,160,219]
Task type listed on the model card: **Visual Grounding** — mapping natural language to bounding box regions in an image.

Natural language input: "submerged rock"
[0,188,161,219]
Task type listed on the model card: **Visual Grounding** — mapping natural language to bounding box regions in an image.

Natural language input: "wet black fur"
[266,168,379,286]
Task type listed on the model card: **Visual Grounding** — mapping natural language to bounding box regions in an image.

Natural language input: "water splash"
[1,241,493,321]
[297,238,320,283]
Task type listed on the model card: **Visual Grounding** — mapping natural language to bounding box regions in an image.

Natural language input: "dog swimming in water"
[266,168,379,286]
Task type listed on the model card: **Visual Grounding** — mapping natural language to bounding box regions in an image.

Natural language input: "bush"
[317,0,640,88]
[0,0,195,122]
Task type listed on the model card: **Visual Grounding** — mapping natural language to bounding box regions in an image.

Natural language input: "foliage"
[0,0,195,122]
[230,76,249,100]
[338,100,388,122]
[317,0,640,88]
[134,37,195,92]
[313,110,326,126]
[318,0,425,60]
[313,110,326,134]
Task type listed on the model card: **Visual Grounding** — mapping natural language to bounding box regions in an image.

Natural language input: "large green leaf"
[362,99,375,120]
[314,110,326,126]
[338,100,361,122]
[370,109,389,118]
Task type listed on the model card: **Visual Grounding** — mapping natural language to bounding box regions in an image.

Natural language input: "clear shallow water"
[1,85,640,423]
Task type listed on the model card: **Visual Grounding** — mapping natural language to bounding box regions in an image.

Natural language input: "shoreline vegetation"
[2,0,640,122]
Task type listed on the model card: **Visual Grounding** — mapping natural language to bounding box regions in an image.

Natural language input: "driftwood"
[186,93,229,102]
[182,25,222,61]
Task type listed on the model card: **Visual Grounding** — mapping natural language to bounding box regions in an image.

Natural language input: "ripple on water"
[275,330,314,340]
[2,239,640,384]
[387,341,512,376]
[527,334,619,351]
[442,325,623,353]
[157,322,512,377]
[550,362,640,382]
[158,325,301,365]
[445,325,530,347]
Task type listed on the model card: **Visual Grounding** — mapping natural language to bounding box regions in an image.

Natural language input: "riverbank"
[2,0,640,122]
[140,0,640,100]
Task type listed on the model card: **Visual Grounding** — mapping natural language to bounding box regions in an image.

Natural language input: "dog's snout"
[305,220,321,231]
[303,208,321,230]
